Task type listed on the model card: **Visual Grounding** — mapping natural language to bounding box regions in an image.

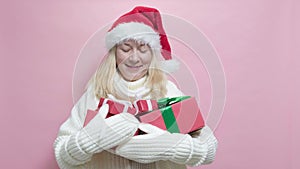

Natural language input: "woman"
[54,6,218,169]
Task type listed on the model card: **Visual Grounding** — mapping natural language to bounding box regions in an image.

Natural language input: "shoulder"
[165,80,184,97]
[73,84,99,112]
[85,84,99,109]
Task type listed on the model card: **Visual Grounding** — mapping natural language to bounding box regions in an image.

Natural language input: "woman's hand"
[115,123,217,166]
[115,123,195,164]
[78,104,140,154]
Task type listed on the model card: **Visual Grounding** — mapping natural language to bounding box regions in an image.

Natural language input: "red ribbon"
[97,98,158,118]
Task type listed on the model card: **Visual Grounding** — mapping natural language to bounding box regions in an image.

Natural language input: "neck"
[113,73,150,101]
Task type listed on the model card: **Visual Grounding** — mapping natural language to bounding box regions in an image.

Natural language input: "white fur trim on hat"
[105,22,161,50]
[158,59,180,73]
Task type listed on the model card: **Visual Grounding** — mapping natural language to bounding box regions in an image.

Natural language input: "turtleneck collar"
[113,72,151,100]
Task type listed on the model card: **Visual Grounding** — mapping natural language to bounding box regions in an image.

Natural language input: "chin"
[124,73,145,81]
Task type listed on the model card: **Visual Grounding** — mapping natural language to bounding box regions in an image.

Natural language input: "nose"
[128,49,140,63]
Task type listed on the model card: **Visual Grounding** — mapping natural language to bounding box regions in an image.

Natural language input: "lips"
[125,64,143,69]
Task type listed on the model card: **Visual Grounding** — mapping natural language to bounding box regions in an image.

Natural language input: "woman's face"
[116,40,153,81]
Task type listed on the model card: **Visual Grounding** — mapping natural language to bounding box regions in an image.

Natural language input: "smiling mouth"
[125,64,143,68]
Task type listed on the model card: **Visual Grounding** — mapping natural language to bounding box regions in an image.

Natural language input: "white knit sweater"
[53,76,218,169]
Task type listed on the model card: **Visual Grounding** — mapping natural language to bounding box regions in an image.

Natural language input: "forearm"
[54,135,91,168]
[185,126,218,166]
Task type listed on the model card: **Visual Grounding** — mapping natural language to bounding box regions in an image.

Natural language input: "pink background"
[1,0,299,169]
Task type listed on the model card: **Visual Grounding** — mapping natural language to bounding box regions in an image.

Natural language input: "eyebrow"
[121,42,146,47]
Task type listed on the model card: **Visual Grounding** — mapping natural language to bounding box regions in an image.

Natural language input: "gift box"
[83,96,205,134]
[83,98,157,127]
[135,96,205,134]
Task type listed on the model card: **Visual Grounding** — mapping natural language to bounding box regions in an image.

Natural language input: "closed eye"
[121,48,130,52]
[139,44,149,53]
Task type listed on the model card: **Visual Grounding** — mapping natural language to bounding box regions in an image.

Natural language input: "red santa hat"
[105,6,179,72]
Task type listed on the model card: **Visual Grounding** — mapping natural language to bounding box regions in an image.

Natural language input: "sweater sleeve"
[185,126,218,166]
[165,80,218,166]
[53,85,98,168]
[165,80,185,97]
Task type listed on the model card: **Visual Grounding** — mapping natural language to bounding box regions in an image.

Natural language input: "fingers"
[87,113,139,151]
[198,126,215,143]
[138,123,166,135]
[103,113,139,141]
[98,104,109,118]
[106,112,139,127]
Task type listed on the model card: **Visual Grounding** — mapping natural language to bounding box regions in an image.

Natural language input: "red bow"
[97,98,158,118]
[84,98,159,127]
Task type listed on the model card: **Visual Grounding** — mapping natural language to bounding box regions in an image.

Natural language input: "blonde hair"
[87,46,167,101]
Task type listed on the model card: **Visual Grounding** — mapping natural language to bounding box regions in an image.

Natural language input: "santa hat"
[105,6,179,72]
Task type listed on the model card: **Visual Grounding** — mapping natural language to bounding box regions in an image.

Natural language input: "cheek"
[142,54,153,65]
[116,52,128,65]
